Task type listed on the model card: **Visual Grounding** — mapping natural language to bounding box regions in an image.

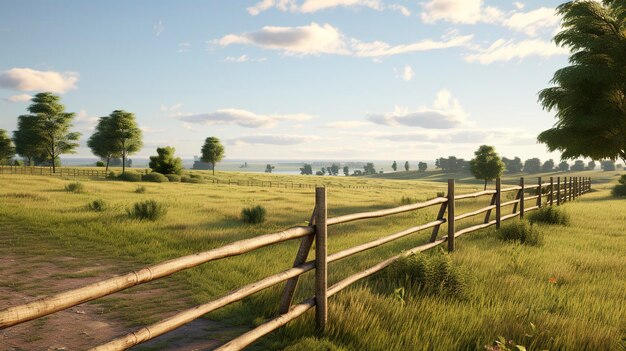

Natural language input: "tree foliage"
[571,160,586,171]
[502,157,523,173]
[0,129,15,164]
[300,163,313,175]
[107,110,142,173]
[542,159,555,172]
[87,116,119,172]
[391,161,397,171]
[149,146,183,175]
[363,162,376,175]
[418,161,427,172]
[265,164,274,173]
[558,160,570,172]
[524,158,542,174]
[538,0,626,163]
[12,115,41,165]
[201,136,224,176]
[404,161,410,171]
[587,160,597,170]
[343,165,349,176]
[469,145,505,189]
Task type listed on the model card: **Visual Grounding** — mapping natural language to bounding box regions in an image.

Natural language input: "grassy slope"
[0,170,624,350]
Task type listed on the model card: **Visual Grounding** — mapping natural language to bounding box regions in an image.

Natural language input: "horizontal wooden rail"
[501,186,522,193]
[455,205,495,221]
[524,205,539,212]
[500,213,519,221]
[454,220,497,238]
[525,195,539,201]
[327,197,447,226]
[0,226,314,328]
[501,199,520,207]
[454,189,496,200]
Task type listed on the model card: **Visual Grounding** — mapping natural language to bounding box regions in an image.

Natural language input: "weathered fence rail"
[0,176,592,350]
[0,165,108,178]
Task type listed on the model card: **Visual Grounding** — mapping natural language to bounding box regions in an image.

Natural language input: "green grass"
[0,170,624,350]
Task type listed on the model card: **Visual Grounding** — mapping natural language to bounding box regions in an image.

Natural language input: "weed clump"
[88,199,106,212]
[65,182,85,193]
[498,220,543,246]
[241,205,267,224]
[400,196,417,205]
[135,186,146,194]
[528,206,570,225]
[436,191,445,198]
[181,176,203,184]
[127,200,167,221]
[142,172,168,183]
[117,172,142,182]
[283,338,347,351]
[165,174,181,182]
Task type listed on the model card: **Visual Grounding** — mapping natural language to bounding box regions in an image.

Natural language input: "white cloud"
[229,134,319,145]
[223,55,267,63]
[395,65,414,81]
[367,89,468,129]
[74,110,99,132]
[247,0,298,15]
[351,34,473,57]
[179,108,315,128]
[3,94,32,103]
[421,0,502,24]
[513,2,525,10]
[0,68,79,94]
[161,103,183,112]
[247,0,408,16]
[389,4,411,16]
[464,38,568,64]
[178,42,191,53]
[502,7,560,36]
[300,0,382,13]
[321,120,372,129]
[154,20,165,36]
[217,22,349,56]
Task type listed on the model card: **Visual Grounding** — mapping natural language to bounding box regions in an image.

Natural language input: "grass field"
[0,169,624,350]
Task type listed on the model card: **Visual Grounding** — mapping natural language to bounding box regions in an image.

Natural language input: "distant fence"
[0,165,107,178]
[0,176,592,350]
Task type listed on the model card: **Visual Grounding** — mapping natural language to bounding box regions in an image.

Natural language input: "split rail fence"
[0,176,592,350]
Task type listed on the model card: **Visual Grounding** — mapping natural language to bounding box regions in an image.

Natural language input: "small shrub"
[135,186,146,194]
[65,182,85,193]
[619,175,626,185]
[499,220,544,246]
[127,200,167,221]
[181,176,203,184]
[436,191,445,198]
[88,199,106,212]
[189,173,203,179]
[96,161,105,167]
[283,338,348,351]
[612,184,626,197]
[165,174,181,182]
[141,172,168,183]
[400,196,416,205]
[106,171,118,179]
[528,206,570,225]
[241,205,267,224]
[117,172,142,182]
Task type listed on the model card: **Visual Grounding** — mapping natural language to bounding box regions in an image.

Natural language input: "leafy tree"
[96,161,105,167]
[87,116,119,172]
[542,159,555,172]
[25,92,80,172]
[265,164,274,173]
[558,160,570,172]
[418,162,427,172]
[601,160,616,171]
[587,160,596,170]
[469,145,505,190]
[201,136,224,176]
[317,168,326,176]
[391,161,397,171]
[149,146,183,175]
[404,161,410,171]
[538,1,626,163]
[502,157,523,173]
[300,163,313,175]
[343,165,349,176]
[571,160,585,171]
[524,158,542,174]
[364,162,376,175]
[107,110,142,173]
[326,166,332,175]
[0,129,15,164]
[12,115,41,165]
[330,163,339,176]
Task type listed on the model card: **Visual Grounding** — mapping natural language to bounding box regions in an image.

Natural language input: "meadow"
[0,169,624,350]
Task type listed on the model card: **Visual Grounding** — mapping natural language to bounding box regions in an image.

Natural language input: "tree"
[107,110,143,173]
[542,159,555,172]
[12,115,41,165]
[503,157,523,173]
[201,136,224,176]
[364,162,376,175]
[0,129,15,164]
[343,165,349,176]
[524,158,542,174]
[391,161,397,171]
[571,160,585,171]
[25,92,80,172]
[538,1,626,163]
[404,161,410,171]
[587,160,597,170]
[87,116,119,172]
[300,163,313,175]
[601,160,616,171]
[265,164,274,173]
[418,162,427,172]
[469,145,505,190]
[149,146,183,175]
[558,161,570,172]
[330,163,339,176]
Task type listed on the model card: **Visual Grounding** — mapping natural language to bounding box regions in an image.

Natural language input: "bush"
[106,171,118,179]
[189,173,203,179]
[181,176,203,183]
[619,175,626,185]
[148,146,184,175]
[142,172,168,183]
[380,251,468,298]
[88,199,106,212]
[498,220,543,246]
[117,172,142,182]
[127,200,167,221]
[283,338,348,351]
[65,182,85,193]
[96,161,105,167]
[528,206,570,225]
[437,191,445,198]
[241,205,267,224]
[612,184,626,197]
[165,174,181,182]
[135,186,146,194]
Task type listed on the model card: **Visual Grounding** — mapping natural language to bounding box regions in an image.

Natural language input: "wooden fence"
[0,176,592,350]
[0,165,108,178]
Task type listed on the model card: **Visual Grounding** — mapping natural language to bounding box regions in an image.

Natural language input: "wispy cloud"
[394,65,414,81]
[178,108,315,128]
[464,38,567,65]
[247,0,410,16]
[0,68,79,94]
[502,7,560,36]
[178,42,191,53]
[229,134,320,145]
[3,94,32,103]
[154,20,165,36]
[223,55,267,63]
[421,0,502,25]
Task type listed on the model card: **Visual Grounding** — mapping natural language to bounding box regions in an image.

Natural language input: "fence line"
[0,176,592,350]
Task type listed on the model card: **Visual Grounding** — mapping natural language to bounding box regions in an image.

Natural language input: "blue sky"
[0,0,575,161]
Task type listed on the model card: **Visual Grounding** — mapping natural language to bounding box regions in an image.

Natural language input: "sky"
[0,0,579,162]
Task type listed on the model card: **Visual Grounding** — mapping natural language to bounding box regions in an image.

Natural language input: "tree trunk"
[484,179,487,190]
[122,153,126,174]
[212,162,215,176]
[105,157,110,172]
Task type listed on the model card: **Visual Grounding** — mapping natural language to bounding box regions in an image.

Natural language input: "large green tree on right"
[538,0,626,163]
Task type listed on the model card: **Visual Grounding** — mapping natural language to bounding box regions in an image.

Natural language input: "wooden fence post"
[447,179,455,252]
[573,177,577,200]
[315,187,327,332]
[496,178,501,229]
[557,177,561,206]
[549,177,554,206]
[569,177,573,201]
[537,177,542,208]
[519,177,524,219]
